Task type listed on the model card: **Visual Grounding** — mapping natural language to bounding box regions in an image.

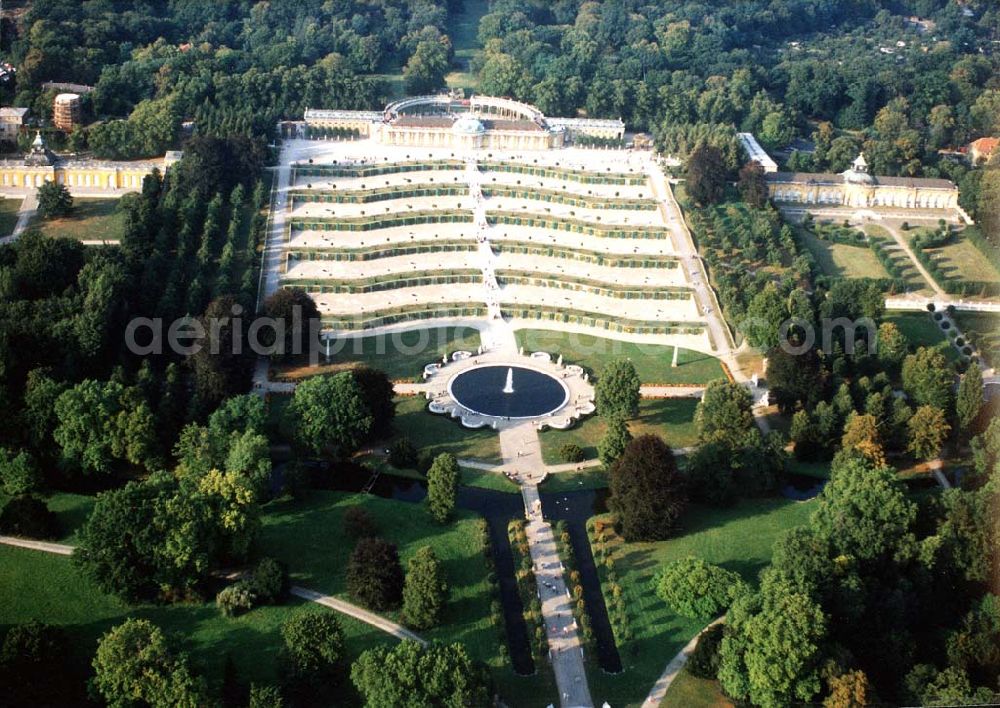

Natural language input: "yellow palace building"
[765,153,959,210]
[0,132,180,194]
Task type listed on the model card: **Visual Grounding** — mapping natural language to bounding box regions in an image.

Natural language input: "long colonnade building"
[305,95,625,151]
[0,132,180,194]
[766,153,960,211]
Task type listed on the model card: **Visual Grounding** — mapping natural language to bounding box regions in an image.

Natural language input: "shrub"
[248,684,284,708]
[0,448,40,496]
[560,443,586,463]
[963,346,973,356]
[0,496,59,539]
[687,624,725,679]
[654,557,745,620]
[281,461,310,498]
[941,321,951,330]
[217,581,257,617]
[902,222,910,231]
[416,449,435,474]
[251,557,289,604]
[388,438,418,469]
[343,506,378,539]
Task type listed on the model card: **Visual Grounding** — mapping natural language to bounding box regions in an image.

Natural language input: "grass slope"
[588,497,816,707]
[798,230,889,280]
[514,330,724,385]
[257,489,556,704]
[389,395,502,463]
[273,326,482,383]
[0,545,393,704]
[539,398,699,465]
[258,491,497,663]
[34,198,125,241]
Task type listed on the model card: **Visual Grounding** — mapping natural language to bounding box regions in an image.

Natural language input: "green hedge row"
[480,160,645,185]
[497,270,690,299]
[488,211,669,239]
[910,232,1000,297]
[290,183,467,204]
[283,269,481,293]
[866,239,917,292]
[319,302,488,330]
[288,241,476,262]
[289,210,473,232]
[495,241,680,268]
[481,184,656,211]
[293,159,464,179]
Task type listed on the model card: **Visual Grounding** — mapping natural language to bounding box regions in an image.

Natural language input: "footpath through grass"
[0,545,392,704]
[587,497,816,707]
[258,489,556,703]
[272,326,482,383]
[539,398,700,465]
[514,330,724,384]
[259,491,497,663]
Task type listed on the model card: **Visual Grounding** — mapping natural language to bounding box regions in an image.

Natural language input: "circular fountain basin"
[448,365,569,419]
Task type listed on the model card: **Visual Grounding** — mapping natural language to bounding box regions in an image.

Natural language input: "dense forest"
[3,0,458,150]
[0,2,997,706]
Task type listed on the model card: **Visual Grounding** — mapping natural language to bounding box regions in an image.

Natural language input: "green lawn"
[389,395,502,463]
[34,198,125,241]
[257,490,555,703]
[798,230,889,280]
[0,545,394,704]
[539,398,700,465]
[927,236,1000,284]
[0,197,19,237]
[663,668,733,707]
[883,312,959,362]
[445,0,488,91]
[361,455,520,494]
[587,497,816,707]
[954,311,1000,367]
[273,326,482,383]
[46,492,96,544]
[459,466,520,493]
[514,330,725,384]
[539,466,609,493]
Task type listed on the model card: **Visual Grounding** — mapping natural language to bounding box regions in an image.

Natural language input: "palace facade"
[0,133,180,194]
[766,154,959,210]
[305,95,625,151]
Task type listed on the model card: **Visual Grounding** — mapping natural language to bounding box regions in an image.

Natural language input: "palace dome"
[452,116,485,134]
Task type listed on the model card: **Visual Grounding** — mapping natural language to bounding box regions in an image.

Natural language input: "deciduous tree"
[426,453,459,524]
[609,435,687,541]
[402,546,448,630]
[92,619,207,708]
[351,641,491,708]
[346,537,404,611]
[286,373,373,458]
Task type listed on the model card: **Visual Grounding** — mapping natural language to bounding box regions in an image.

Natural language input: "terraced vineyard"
[277,146,709,347]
